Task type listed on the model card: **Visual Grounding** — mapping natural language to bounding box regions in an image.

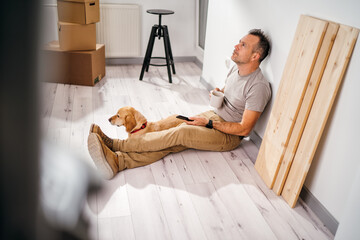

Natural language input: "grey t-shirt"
[214,66,271,122]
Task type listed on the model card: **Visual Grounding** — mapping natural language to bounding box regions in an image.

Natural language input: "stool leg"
[164,26,176,75]
[146,25,158,72]
[163,26,172,83]
[140,26,157,81]
[145,38,155,72]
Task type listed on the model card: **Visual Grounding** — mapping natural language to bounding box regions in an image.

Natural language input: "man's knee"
[173,124,199,143]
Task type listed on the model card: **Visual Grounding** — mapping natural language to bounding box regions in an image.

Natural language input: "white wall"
[40,0,197,57]
[334,164,360,240]
[202,0,360,225]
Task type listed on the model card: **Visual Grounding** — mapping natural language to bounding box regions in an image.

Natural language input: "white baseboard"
[200,76,213,91]
[194,57,203,69]
[300,186,338,235]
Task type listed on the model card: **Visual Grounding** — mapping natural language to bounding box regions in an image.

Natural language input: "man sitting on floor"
[88,29,272,180]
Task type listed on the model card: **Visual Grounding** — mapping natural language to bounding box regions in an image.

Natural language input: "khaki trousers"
[115,111,242,170]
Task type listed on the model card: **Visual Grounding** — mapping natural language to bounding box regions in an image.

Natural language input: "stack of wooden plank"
[254,15,359,207]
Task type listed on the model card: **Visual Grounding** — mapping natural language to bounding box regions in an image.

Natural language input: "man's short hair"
[249,29,271,63]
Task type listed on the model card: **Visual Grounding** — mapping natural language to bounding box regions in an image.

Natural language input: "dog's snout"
[108,117,112,123]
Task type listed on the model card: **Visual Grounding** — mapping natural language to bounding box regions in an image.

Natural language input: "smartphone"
[176,115,194,121]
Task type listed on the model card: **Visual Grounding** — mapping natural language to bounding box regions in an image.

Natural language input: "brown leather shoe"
[89,123,114,150]
[88,133,120,180]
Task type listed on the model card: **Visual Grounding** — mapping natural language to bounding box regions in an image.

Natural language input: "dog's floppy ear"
[131,107,147,130]
[124,114,136,133]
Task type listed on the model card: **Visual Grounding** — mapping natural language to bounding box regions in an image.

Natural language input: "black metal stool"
[139,9,175,83]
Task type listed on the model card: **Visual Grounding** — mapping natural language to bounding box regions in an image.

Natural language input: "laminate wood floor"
[40,63,334,240]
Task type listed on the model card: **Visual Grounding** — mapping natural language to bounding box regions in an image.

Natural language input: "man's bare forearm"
[212,121,250,136]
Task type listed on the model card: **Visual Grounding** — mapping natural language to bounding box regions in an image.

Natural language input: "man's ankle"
[112,139,122,151]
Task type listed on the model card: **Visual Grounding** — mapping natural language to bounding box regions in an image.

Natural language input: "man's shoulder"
[246,69,271,93]
[253,68,271,85]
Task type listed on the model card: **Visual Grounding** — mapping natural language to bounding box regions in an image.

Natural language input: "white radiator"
[96,4,140,58]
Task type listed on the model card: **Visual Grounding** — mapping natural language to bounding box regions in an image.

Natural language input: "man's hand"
[185,116,209,127]
[209,87,224,98]
[184,109,261,136]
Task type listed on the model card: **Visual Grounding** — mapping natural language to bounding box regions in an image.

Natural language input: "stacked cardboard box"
[42,0,105,86]
[42,41,105,86]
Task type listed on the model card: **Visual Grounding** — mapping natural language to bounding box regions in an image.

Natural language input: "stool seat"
[146,9,174,15]
[139,9,176,83]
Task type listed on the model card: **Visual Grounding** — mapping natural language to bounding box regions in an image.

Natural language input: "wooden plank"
[97,172,131,218]
[45,84,76,149]
[69,86,94,156]
[186,182,246,240]
[47,84,75,130]
[124,166,172,240]
[173,149,211,185]
[196,151,277,239]
[282,25,359,207]
[222,149,303,240]
[225,147,333,239]
[273,22,340,195]
[98,216,136,240]
[150,155,208,240]
[40,82,57,133]
[172,152,197,185]
[255,15,328,188]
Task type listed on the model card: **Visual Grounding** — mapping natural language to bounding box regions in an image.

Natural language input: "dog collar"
[130,122,147,134]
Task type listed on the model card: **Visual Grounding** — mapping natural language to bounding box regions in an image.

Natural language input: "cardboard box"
[58,21,96,51]
[41,41,105,86]
[57,0,100,24]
